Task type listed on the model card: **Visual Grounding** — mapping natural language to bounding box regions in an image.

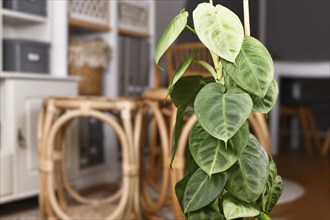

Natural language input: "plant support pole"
[243,0,251,36]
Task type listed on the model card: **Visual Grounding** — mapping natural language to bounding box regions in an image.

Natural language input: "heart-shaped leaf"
[171,76,214,108]
[183,168,227,213]
[194,82,253,143]
[175,174,190,213]
[226,75,278,114]
[189,122,249,176]
[223,36,274,97]
[257,157,283,214]
[251,79,279,113]
[155,9,189,64]
[188,199,225,220]
[225,134,269,202]
[167,50,198,99]
[193,3,244,62]
[170,107,185,168]
[222,193,260,220]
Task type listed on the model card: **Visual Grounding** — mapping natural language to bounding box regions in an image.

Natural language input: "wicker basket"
[68,0,109,26]
[69,38,110,96]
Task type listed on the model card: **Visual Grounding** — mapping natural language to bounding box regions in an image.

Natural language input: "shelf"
[2,9,47,25]
[0,72,80,82]
[68,18,110,32]
[119,28,150,39]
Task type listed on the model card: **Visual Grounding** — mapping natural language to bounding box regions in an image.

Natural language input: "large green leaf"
[154,9,189,64]
[175,174,190,213]
[223,36,274,97]
[183,168,227,213]
[188,199,225,220]
[222,194,260,220]
[226,134,269,202]
[170,107,185,168]
[170,76,214,108]
[167,50,198,98]
[193,3,244,63]
[226,75,278,114]
[258,157,283,214]
[189,122,249,176]
[170,76,214,167]
[251,79,279,113]
[194,82,253,143]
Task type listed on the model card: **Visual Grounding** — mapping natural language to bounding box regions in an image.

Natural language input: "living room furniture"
[270,61,330,155]
[38,97,142,219]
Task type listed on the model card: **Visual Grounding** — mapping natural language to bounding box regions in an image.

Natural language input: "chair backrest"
[165,42,213,81]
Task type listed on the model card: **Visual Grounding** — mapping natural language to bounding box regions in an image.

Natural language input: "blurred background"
[0,0,329,219]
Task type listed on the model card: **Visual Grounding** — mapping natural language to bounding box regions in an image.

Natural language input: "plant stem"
[243,0,251,36]
[209,0,213,5]
[185,25,196,34]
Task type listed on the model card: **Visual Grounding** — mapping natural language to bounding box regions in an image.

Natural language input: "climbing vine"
[155,1,283,220]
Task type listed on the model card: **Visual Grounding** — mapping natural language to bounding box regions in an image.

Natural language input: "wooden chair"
[38,97,143,219]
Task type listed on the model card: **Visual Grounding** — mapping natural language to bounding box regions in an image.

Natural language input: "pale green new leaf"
[251,79,279,113]
[183,168,227,213]
[193,3,244,62]
[175,174,190,213]
[167,50,198,98]
[258,157,283,214]
[154,9,189,64]
[188,199,225,220]
[194,82,253,143]
[226,134,269,202]
[189,122,249,176]
[222,193,260,220]
[195,60,218,81]
[223,36,274,97]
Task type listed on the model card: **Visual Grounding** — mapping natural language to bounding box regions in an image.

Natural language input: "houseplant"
[154,0,283,219]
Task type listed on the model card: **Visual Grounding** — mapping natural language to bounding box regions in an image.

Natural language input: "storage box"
[3,39,50,74]
[3,0,47,17]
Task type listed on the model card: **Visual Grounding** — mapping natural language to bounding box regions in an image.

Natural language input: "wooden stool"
[38,96,143,220]
[280,104,322,154]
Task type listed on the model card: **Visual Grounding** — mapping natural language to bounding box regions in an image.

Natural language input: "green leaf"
[251,79,279,113]
[170,76,214,108]
[195,60,218,81]
[167,50,198,99]
[223,36,274,97]
[188,199,225,220]
[154,9,189,64]
[189,122,249,176]
[258,157,283,214]
[185,146,199,175]
[194,82,253,143]
[193,3,244,62]
[183,168,227,213]
[226,134,269,202]
[175,174,190,213]
[222,193,260,220]
[226,75,279,114]
[170,107,185,168]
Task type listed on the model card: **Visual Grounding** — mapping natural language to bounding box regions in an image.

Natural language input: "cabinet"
[0,75,79,203]
[0,0,156,203]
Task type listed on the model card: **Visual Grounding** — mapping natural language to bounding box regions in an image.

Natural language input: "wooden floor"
[1,150,329,220]
[271,150,330,220]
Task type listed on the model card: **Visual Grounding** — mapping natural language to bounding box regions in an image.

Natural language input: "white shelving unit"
[0,0,155,203]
